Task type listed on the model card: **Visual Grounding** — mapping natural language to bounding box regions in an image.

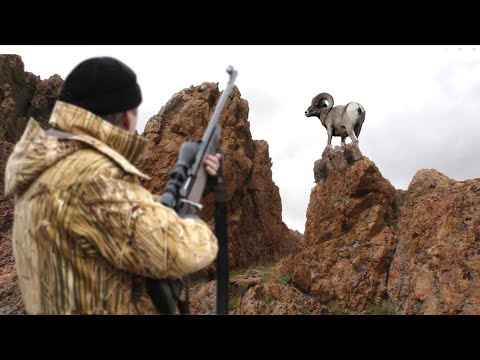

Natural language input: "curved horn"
[312,92,334,110]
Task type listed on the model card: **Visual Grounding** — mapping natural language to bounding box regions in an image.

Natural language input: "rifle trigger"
[179,199,203,211]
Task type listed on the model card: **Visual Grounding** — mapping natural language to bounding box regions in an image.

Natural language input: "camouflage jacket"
[4,101,218,314]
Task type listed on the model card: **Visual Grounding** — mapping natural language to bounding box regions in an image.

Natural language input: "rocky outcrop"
[389,170,480,314]
[278,144,399,313]
[137,83,294,269]
[188,274,330,315]
[26,74,63,127]
[239,284,330,315]
[189,274,263,315]
[168,151,480,315]
[0,55,63,143]
[0,139,24,314]
[313,142,363,183]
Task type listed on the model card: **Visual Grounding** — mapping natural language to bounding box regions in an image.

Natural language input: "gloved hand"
[203,153,224,196]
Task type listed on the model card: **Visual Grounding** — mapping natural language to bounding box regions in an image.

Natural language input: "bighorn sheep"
[305,92,365,149]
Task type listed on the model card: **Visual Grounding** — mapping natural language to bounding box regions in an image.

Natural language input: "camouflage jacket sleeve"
[66,174,218,279]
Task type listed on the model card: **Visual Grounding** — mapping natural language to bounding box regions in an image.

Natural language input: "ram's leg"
[341,136,346,147]
[346,126,358,144]
[326,128,333,149]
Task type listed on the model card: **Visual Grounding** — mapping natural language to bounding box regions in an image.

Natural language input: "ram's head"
[305,92,333,117]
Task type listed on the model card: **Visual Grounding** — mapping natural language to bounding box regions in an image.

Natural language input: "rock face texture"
[137,83,294,269]
[239,283,330,315]
[0,55,63,143]
[189,275,330,315]
[278,144,400,313]
[389,169,480,314]
[0,139,24,314]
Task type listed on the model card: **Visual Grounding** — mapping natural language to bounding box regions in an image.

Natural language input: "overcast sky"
[2,45,479,232]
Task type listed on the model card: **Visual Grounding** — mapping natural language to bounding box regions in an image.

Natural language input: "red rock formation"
[389,169,480,314]
[26,74,64,127]
[0,55,63,143]
[137,82,294,268]
[292,263,311,293]
[278,144,399,313]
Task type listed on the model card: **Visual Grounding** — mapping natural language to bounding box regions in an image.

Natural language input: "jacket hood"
[4,101,150,197]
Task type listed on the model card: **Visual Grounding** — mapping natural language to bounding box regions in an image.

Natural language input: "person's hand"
[203,153,222,176]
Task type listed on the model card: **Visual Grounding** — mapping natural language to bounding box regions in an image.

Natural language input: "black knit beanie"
[58,57,142,116]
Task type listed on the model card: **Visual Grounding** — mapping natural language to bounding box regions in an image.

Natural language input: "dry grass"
[365,299,397,315]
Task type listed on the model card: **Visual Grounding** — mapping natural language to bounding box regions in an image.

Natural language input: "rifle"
[146,66,238,315]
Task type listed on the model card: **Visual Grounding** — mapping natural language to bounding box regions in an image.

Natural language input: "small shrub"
[279,273,292,286]
[366,300,397,315]
[326,300,345,315]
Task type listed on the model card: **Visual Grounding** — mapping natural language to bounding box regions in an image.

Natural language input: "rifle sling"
[215,175,229,315]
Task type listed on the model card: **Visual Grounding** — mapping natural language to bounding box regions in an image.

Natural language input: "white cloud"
[2,45,479,232]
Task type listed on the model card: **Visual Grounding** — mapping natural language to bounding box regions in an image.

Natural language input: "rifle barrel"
[201,67,238,143]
